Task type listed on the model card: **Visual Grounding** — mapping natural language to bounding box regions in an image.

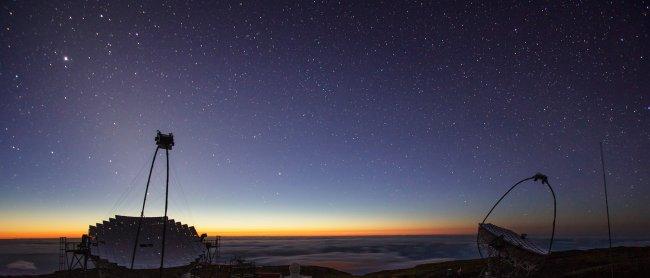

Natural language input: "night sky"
[0,1,647,238]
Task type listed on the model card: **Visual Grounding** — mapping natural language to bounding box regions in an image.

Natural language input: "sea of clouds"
[219,236,478,274]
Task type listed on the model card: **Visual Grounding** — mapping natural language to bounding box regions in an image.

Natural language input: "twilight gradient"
[0,1,648,238]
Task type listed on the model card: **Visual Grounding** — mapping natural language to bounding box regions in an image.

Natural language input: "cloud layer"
[6,260,37,270]
[219,235,478,274]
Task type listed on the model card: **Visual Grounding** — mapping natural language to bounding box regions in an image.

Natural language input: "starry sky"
[0,1,647,239]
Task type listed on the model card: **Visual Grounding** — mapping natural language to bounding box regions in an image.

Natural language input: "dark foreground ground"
[6,246,649,278]
[363,246,650,278]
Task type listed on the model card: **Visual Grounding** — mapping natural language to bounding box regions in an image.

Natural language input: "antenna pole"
[160,148,170,275]
[599,142,614,278]
[131,147,159,269]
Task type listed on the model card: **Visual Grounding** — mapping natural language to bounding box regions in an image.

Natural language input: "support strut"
[160,148,170,276]
[131,147,160,269]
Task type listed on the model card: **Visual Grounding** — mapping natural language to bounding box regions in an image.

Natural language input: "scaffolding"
[204,235,222,264]
[59,235,92,272]
[58,237,67,271]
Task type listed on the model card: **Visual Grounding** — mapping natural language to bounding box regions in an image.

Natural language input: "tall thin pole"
[599,142,614,278]
[160,149,170,275]
[131,147,160,269]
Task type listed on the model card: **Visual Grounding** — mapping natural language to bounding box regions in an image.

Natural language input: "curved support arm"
[481,176,536,225]
[477,173,557,258]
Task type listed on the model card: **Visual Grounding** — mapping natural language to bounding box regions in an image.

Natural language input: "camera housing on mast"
[155,130,174,150]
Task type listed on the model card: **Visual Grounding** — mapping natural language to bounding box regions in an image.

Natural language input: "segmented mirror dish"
[88,215,205,269]
[478,223,547,255]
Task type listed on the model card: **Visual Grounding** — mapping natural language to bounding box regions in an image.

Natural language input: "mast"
[599,142,614,278]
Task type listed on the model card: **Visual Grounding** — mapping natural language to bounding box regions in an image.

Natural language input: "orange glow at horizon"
[201,225,475,237]
[0,225,474,239]
[0,209,476,239]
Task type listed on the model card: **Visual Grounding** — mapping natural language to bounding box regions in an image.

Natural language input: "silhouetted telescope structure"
[59,131,217,276]
[477,173,557,277]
